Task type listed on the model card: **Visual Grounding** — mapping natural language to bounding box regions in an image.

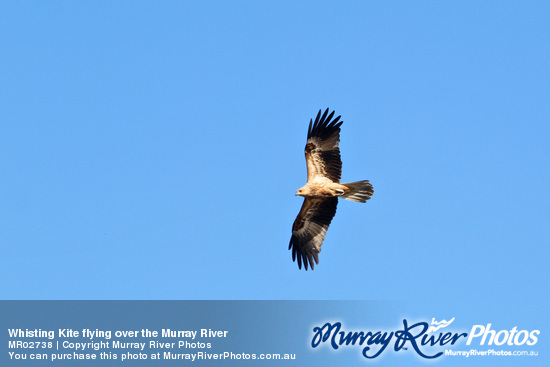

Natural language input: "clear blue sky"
[1,0,548,318]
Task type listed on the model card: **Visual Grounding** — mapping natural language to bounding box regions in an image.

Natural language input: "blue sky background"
[1,0,548,341]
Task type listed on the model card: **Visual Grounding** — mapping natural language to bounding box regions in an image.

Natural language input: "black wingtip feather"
[307,108,343,140]
[289,236,316,271]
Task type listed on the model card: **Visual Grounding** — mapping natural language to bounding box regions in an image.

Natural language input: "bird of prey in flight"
[289,109,374,270]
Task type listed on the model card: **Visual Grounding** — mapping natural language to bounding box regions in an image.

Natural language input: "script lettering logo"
[311,319,467,359]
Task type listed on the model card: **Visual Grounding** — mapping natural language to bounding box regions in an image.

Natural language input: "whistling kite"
[289,109,374,270]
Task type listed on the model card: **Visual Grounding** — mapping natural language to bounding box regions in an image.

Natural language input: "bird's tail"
[341,180,374,203]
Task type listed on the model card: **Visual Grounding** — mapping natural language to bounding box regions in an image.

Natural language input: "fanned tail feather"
[341,180,374,203]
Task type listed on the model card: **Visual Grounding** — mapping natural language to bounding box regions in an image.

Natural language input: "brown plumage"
[289,109,374,270]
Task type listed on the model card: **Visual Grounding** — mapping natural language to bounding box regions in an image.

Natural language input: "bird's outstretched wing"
[305,109,343,183]
[289,197,338,270]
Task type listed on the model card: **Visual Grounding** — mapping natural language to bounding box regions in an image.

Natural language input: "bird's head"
[295,187,306,197]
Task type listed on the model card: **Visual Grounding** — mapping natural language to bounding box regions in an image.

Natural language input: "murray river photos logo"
[311,318,540,359]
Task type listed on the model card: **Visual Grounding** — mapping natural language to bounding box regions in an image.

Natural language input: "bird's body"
[289,109,374,270]
[296,180,349,198]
